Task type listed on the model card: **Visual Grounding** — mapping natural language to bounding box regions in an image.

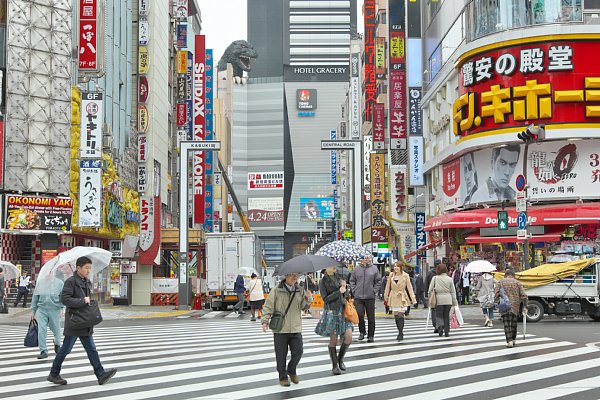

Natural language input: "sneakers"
[98,368,117,385]
[289,374,300,384]
[358,333,365,341]
[250,317,256,321]
[47,374,67,385]
[37,351,48,359]
[489,321,493,327]
[506,341,514,348]
[279,378,291,387]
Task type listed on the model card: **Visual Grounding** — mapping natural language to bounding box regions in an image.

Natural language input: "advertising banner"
[390,165,408,221]
[364,0,376,121]
[139,196,154,251]
[370,153,386,242]
[139,17,149,45]
[138,105,149,133]
[455,39,600,137]
[174,0,188,20]
[248,197,284,223]
[177,50,187,74]
[415,212,426,263]
[373,103,385,150]
[203,49,214,232]
[193,35,206,224]
[176,24,187,48]
[176,103,187,126]
[375,37,386,76]
[5,195,73,232]
[409,136,424,186]
[296,89,317,110]
[80,92,103,158]
[138,46,149,74]
[78,160,102,227]
[138,76,149,103]
[78,0,99,71]
[389,71,407,149]
[363,135,372,200]
[409,87,422,136]
[138,165,147,193]
[151,278,178,293]
[350,52,361,140]
[388,0,406,70]
[442,158,461,211]
[186,51,193,140]
[248,172,284,190]
[138,134,147,162]
[300,197,334,221]
[330,129,337,184]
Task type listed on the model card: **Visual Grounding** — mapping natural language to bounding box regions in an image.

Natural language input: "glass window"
[428,44,442,82]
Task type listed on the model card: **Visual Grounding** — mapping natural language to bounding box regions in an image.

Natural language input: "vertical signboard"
[78,0,99,71]
[330,129,337,184]
[389,0,406,150]
[364,0,376,121]
[375,37,386,76]
[370,153,386,242]
[139,196,154,251]
[388,0,406,70]
[415,212,426,267]
[409,136,424,186]
[79,92,103,158]
[409,88,422,135]
[350,53,361,140]
[373,103,385,150]
[186,51,194,141]
[193,35,206,224]
[363,135,372,200]
[78,160,102,227]
[390,165,408,221]
[203,49,214,232]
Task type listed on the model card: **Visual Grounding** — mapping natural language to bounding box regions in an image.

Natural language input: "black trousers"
[274,333,303,380]
[354,298,376,337]
[436,305,452,334]
[14,288,28,307]
[415,291,426,307]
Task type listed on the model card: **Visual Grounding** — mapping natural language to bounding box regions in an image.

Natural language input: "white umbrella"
[0,261,20,280]
[464,260,496,274]
[34,247,113,295]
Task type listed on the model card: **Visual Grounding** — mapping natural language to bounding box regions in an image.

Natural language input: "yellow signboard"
[375,37,386,75]
[138,105,149,133]
[176,50,187,74]
[138,46,149,74]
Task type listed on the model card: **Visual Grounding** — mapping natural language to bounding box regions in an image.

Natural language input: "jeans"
[436,305,452,334]
[234,293,245,311]
[51,335,105,378]
[483,307,494,320]
[273,333,303,380]
[36,308,62,353]
[354,298,376,337]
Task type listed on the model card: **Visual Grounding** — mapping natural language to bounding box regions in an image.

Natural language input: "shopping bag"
[454,305,464,326]
[425,307,431,332]
[450,310,460,329]
[24,319,38,347]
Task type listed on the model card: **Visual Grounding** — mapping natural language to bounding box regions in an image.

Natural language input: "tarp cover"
[492,259,596,289]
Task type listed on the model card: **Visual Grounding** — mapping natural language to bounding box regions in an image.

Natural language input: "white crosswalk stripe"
[0,317,598,400]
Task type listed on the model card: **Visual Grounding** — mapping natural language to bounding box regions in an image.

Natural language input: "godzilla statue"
[217,40,258,84]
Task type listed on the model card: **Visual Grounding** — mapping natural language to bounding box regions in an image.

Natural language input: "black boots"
[395,315,405,341]
[328,346,342,375]
[338,343,350,371]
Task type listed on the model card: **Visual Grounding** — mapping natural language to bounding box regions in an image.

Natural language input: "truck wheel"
[589,314,600,322]
[526,300,544,323]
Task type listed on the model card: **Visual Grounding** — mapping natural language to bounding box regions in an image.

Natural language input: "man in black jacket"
[350,256,382,342]
[47,256,117,386]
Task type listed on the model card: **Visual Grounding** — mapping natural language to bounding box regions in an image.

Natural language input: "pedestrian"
[245,273,264,321]
[349,255,382,342]
[233,272,246,314]
[384,261,416,341]
[461,269,471,305]
[428,263,458,337]
[315,266,353,375]
[31,272,64,359]
[47,256,117,386]
[14,268,31,308]
[474,272,496,327]
[404,269,416,316]
[414,272,426,308]
[0,267,6,313]
[425,262,439,332]
[495,269,528,348]
[380,272,390,314]
[262,273,313,387]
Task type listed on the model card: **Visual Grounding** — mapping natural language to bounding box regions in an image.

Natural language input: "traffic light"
[498,210,508,231]
[518,124,546,144]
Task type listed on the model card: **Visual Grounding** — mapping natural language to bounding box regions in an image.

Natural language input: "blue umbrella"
[273,255,340,276]
[317,240,370,265]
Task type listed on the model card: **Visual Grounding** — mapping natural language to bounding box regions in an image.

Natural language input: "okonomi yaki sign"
[5,195,74,232]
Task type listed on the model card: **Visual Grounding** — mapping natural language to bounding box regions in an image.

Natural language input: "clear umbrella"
[34,247,113,296]
[464,260,496,274]
[0,261,20,281]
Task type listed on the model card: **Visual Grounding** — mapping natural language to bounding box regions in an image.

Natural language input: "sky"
[198,0,363,65]
[198,0,248,66]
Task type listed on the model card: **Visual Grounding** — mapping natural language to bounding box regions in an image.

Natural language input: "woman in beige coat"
[384,261,416,341]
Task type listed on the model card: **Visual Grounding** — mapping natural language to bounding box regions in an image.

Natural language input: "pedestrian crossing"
[0,317,599,400]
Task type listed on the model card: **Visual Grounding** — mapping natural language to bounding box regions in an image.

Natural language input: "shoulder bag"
[497,286,512,313]
[269,289,296,331]
[344,298,359,324]
[69,283,103,330]
[428,277,438,308]
[24,319,39,347]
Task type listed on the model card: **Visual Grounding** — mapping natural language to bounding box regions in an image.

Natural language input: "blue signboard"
[186,52,193,140]
[300,197,334,221]
[517,212,527,230]
[330,129,337,184]
[176,24,187,48]
[203,49,214,232]
[415,212,426,271]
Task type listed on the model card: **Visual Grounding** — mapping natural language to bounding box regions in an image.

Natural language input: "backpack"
[497,286,512,313]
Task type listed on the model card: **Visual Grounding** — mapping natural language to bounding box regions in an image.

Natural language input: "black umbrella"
[274,255,340,276]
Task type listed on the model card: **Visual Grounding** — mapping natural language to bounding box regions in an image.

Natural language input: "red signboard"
[389,70,406,148]
[176,103,187,126]
[454,39,600,137]
[373,103,385,150]
[364,0,376,121]
[78,0,98,70]
[193,35,206,224]
[442,159,460,197]
[138,76,149,103]
[0,120,4,187]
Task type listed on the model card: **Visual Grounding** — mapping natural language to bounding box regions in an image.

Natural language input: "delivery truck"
[205,232,262,311]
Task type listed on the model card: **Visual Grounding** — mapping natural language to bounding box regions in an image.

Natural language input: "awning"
[424,203,600,231]
[403,241,443,259]
[465,226,564,244]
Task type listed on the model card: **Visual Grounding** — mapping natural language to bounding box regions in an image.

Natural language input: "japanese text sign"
[5,195,73,232]
[370,153,386,242]
[78,160,102,227]
[79,92,103,158]
[79,0,98,70]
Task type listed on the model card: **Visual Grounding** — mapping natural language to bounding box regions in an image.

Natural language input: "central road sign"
[320,140,361,150]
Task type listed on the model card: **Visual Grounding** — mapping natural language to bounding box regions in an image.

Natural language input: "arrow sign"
[517,212,527,230]
[515,174,526,191]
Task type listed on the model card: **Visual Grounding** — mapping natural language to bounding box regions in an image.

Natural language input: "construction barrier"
[151,293,178,306]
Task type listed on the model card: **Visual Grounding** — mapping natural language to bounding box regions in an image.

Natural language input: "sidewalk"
[0,305,192,325]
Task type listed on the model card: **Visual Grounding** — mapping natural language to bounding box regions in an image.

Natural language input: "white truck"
[525,258,600,322]
[205,232,262,311]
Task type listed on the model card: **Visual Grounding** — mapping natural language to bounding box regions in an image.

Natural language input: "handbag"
[269,290,296,331]
[498,286,512,313]
[454,305,464,326]
[68,284,103,330]
[24,319,38,347]
[344,298,359,324]
[428,277,437,308]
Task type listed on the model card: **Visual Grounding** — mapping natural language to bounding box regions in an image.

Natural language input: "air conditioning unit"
[102,134,113,149]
